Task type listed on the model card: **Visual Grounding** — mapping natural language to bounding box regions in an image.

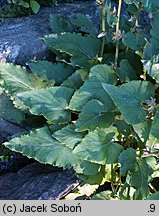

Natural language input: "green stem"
[127,185,130,200]
[100,4,106,57]
[114,0,122,68]
[116,174,122,193]
[111,164,116,193]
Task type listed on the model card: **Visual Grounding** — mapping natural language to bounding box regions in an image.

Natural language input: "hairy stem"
[100,4,106,57]
[114,0,122,68]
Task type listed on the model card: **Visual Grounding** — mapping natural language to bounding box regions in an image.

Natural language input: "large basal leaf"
[52,124,84,149]
[0,63,46,95]
[70,13,95,34]
[122,32,141,51]
[76,99,114,132]
[44,33,101,68]
[69,78,115,112]
[18,87,74,123]
[0,94,24,124]
[29,61,74,85]
[102,81,155,124]
[73,128,123,165]
[119,148,137,176]
[89,64,118,84]
[50,14,74,34]
[61,70,84,91]
[4,127,79,169]
[131,156,156,200]
[117,59,137,82]
[68,79,115,112]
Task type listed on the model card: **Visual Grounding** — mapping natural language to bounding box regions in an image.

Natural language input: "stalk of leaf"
[114,0,122,68]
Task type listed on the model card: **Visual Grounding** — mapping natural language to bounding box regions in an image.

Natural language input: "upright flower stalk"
[100,3,106,57]
[114,0,122,68]
[96,0,106,57]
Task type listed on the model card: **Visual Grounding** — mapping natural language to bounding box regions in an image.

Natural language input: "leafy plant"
[7,0,40,13]
[5,0,74,14]
[1,0,159,200]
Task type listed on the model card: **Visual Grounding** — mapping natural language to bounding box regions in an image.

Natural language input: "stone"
[0,162,80,200]
[0,118,27,139]
[0,0,98,65]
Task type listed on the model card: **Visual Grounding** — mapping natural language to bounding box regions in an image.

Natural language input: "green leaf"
[29,61,74,85]
[117,59,137,82]
[124,0,138,5]
[90,64,118,84]
[73,128,123,165]
[122,32,142,51]
[76,99,114,131]
[133,118,159,149]
[143,13,159,58]
[44,33,101,68]
[18,87,74,123]
[119,52,143,76]
[50,15,73,34]
[150,13,159,53]
[131,157,156,199]
[146,192,159,200]
[102,81,155,124]
[115,119,132,136]
[133,121,151,144]
[119,148,137,176]
[151,110,159,139]
[92,191,112,200]
[0,63,46,95]
[69,78,115,112]
[18,0,29,7]
[52,124,84,149]
[4,127,79,169]
[143,56,159,83]
[141,0,159,12]
[74,160,102,176]
[30,0,40,14]
[0,87,2,94]
[0,94,24,124]
[61,70,84,91]
[77,166,106,185]
[107,11,118,27]
[71,13,95,34]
